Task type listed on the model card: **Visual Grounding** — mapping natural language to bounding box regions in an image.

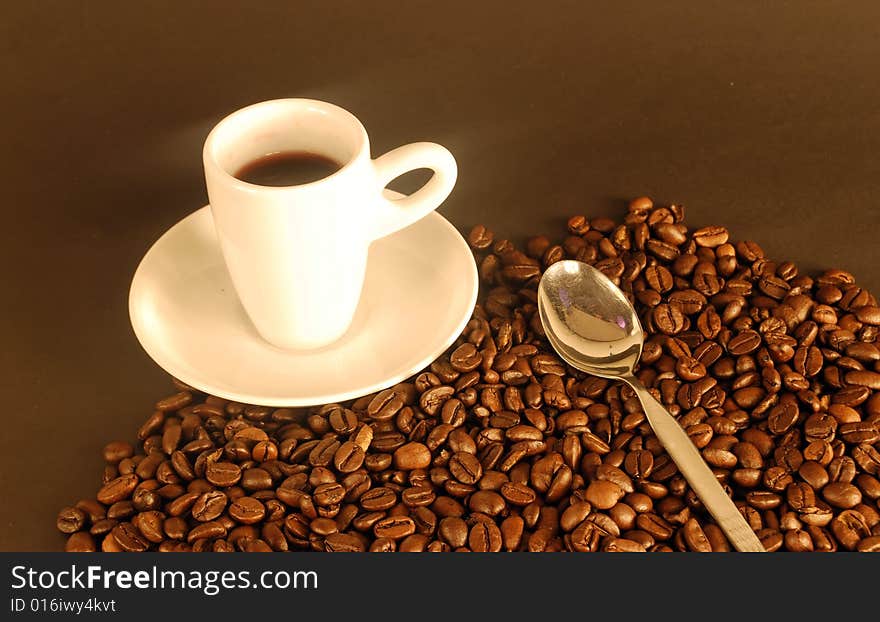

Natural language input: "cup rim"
[203,98,368,191]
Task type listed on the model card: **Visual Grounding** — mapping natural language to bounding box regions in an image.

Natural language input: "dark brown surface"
[1,1,878,551]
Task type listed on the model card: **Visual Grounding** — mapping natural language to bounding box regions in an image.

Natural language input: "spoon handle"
[625,377,765,552]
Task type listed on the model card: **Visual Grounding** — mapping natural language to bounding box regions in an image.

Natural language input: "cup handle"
[371,142,457,240]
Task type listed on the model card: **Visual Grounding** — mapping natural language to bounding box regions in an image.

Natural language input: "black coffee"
[234,151,343,186]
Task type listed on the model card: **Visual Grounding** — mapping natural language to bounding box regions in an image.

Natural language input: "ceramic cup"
[203,98,457,350]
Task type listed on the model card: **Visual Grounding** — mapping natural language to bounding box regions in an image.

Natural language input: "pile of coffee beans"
[58,197,880,552]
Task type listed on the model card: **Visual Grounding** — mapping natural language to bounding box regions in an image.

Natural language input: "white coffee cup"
[203,98,457,350]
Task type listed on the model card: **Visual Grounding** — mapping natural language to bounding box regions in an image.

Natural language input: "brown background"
[1,1,878,551]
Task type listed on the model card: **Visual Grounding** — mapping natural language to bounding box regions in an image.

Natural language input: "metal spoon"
[538,260,764,552]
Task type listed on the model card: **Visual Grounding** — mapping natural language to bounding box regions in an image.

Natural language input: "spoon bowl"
[538,260,765,552]
[537,259,642,377]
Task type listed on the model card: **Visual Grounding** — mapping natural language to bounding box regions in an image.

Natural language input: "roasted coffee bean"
[595,464,634,494]
[333,441,366,473]
[567,215,590,235]
[821,482,862,509]
[111,522,149,552]
[450,343,483,372]
[103,441,134,464]
[169,451,194,481]
[161,424,182,456]
[698,524,728,552]
[132,511,165,543]
[420,386,455,416]
[728,331,761,355]
[804,413,837,443]
[191,491,227,522]
[768,402,799,436]
[137,412,164,441]
[90,518,118,537]
[761,467,792,493]
[65,532,97,552]
[367,389,405,422]
[569,520,600,552]
[308,438,340,467]
[846,370,880,390]
[799,500,834,528]
[206,462,241,487]
[240,467,272,491]
[786,482,817,511]
[646,239,680,262]
[827,456,857,484]
[189,522,228,545]
[156,391,192,412]
[321,532,364,552]
[645,265,674,293]
[609,503,637,532]
[468,225,494,250]
[625,493,653,516]
[857,536,880,552]
[360,487,397,511]
[746,491,782,510]
[97,474,138,505]
[805,525,836,552]
[468,521,502,552]
[586,480,625,510]
[682,518,712,552]
[228,497,266,524]
[798,461,829,490]
[693,226,728,248]
[393,442,432,470]
[162,516,187,540]
[448,452,483,484]
[669,290,707,315]
[852,444,880,475]
[469,490,506,516]
[840,422,879,445]
[261,522,287,552]
[326,408,357,435]
[313,483,345,507]
[56,200,880,554]
[74,499,106,523]
[784,528,814,552]
[164,491,199,517]
[56,507,87,534]
[636,513,674,541]
[397,534,429,552]
[831,510,870,551]
[363,453,392,473]
[856,474,880,499]
[369,537,396,552]
[497,516,523,551]
[373,516,416,540]
[250,440,278,462]
[602,537,646,553]
[653,304,686,335]
[309,517,338,537]
[500,482,537,506]
[398,486,434,508]
[703,447,737,469]
[558,501,591,533]
[676,356,707,381]
[438,517,468,548]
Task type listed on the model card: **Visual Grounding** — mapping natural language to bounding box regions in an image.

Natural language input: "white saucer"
[129,191,477,406]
